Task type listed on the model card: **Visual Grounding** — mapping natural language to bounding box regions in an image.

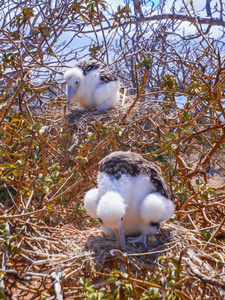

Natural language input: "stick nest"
[1,95,225,299]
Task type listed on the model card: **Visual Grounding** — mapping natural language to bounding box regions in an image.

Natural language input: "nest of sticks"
[1,94,225,299]
[4,219,225,299]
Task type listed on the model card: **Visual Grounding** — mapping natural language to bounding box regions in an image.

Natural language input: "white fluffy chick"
[84,151,174,250]
[64,60,120,111]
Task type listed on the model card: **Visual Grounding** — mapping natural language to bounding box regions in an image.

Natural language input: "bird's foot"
[127,235,148,247]
[147,235,157,244]
[128,235,158,248]
[92,109,105,115]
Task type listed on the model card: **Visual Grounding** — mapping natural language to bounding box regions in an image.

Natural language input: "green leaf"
[49,163,60,170]
[121,272,128,279]
[3,168,15,177]
[110,269,121,274]
[83,293,95,300]
[17,119,24,129]
[16,160,24,167]
[182,112,190,123]
[136,57,152,70]
[86,280,92,287]
[170,257,179,267]
[168,279,176,288]
[101,125,108,134]
[136,61,144,69]
[166,289,173,299]
[84,287,95,293]
[164,133,176,139]
[99,2,106,10]
[200,230,212,241]
[156,127,161,139]
[44,30,50,38]
[106,277,118,284]
[44,177,53,184]
[101,295,114,300]
[145,287,160,298]
[80,277,86,286]
[23,7,33,16]
[33,88,43,93]
[0,288,4,299]
[75,156,88,164]
[31,123,42,131]
[0,163,15,168]
[158,256,164,260]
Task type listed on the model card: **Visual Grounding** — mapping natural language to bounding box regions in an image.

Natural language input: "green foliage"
[80,260,189,300]
[89,44,102,57]
[10,7,34,27]
[142,288,160,300]
[200,230,212,241]
[70,0,107,24]
[0,182,16,202]
[80,274,136,300]
[136,57,152,70]
[113,5,131,21]
[160,74,179,92]
[1,1,225,299]
[184,77,204,95]
[0,221,22,254]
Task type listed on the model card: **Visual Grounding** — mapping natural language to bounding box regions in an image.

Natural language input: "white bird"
[64,60,120,111]
[84,151,174,250]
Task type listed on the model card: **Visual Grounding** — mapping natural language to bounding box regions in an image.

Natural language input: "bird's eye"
[98,218,103,224]
[150,222,160,228]
[121,217,123,221]
[76,81,78,85]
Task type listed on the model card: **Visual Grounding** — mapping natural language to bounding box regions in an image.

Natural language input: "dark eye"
[150,222,160,228]
[121,217,123,221]
[98,218,103,224]
[76,81,78,85]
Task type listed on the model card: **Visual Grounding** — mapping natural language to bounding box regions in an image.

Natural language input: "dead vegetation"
[1,72,225,298]
[1,0,225,297]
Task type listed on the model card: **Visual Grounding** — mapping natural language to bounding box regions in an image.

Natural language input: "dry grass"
[1,90,225,299]
[1,2,225,298]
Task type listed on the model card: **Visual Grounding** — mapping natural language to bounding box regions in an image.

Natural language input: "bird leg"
[127,234,148,247]
[128,234,158,247]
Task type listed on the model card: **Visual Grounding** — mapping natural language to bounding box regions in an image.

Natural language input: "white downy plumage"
[64,60,120,111]
[84,151,174,250]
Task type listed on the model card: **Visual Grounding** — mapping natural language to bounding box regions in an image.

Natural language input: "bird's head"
[139,192,174,236]
[64,67,83,102]
[97,191,127,250]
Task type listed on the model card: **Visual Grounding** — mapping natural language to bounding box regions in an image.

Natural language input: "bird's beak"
[114,222,126,250]
[67,85,77,102]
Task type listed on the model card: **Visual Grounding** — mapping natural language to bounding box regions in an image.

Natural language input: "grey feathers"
[75,60,118,82]
[99,70,118,83]
[100,151,171,199]
[76,60,102,76]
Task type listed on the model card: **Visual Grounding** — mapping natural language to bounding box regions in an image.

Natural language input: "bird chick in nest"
[64,60,120,111]
[84,151,174,250]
